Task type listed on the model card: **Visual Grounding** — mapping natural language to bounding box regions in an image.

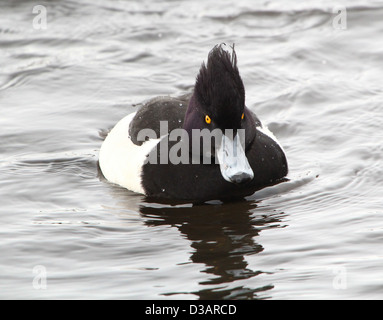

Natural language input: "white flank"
[257,124,284,152]
[99,112,160,194]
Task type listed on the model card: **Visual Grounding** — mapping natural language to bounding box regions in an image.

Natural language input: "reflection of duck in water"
[140,201,284,299]
[99,44,288,202]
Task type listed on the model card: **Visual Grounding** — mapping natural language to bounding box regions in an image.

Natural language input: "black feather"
[194,44,245,129]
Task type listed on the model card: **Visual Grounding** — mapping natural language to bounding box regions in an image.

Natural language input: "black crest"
[194,44,245,127]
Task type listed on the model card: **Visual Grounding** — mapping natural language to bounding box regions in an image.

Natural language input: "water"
[1,0,383,299]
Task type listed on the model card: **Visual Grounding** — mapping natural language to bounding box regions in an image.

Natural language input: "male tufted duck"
[99,45,288,201]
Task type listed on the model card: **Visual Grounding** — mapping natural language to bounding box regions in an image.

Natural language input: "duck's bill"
[216,132,254,184]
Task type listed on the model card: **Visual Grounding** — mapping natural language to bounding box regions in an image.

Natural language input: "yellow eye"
[241,113,245,120]
[205,115,211,124]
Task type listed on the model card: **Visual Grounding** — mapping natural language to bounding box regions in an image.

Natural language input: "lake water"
[1,0,383,299]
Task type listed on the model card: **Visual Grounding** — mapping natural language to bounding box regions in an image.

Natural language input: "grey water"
[1,0,383,299]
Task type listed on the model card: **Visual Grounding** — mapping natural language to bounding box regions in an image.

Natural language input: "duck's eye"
[205,115,211,124]
[241,113,245,120]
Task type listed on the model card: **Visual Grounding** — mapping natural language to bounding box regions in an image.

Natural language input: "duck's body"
[99,45,288,202]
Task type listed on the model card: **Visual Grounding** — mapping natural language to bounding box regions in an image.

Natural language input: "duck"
[99,44,288,202]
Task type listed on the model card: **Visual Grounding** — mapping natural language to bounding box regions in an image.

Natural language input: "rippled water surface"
[1,0,383,299]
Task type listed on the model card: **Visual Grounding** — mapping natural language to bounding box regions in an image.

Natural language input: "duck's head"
[183,44,256,184]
